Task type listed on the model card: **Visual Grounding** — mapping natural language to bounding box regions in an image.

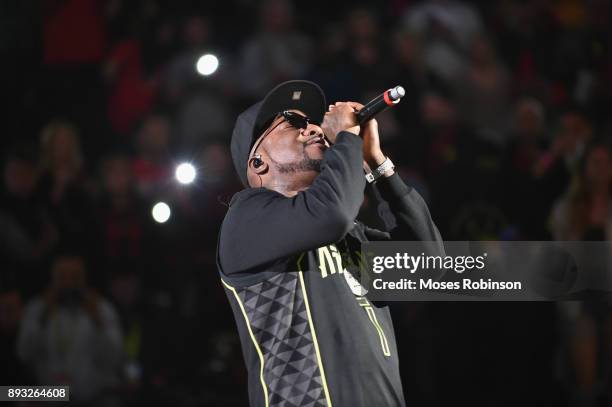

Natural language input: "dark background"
[1,0,611,406]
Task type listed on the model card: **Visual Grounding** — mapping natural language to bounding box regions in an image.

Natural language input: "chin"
[306,145,327,159]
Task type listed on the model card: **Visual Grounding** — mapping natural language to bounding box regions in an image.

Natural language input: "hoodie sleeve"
[370,172,445,256]
[219,131,366,275]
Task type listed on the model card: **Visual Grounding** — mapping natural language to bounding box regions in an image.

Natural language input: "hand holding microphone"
[321,103,361,143]
[332,86,404,173]
[342,101,386,168]
[322,85,405,153]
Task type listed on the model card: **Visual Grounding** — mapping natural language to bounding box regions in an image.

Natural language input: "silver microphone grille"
[389,86,405,100]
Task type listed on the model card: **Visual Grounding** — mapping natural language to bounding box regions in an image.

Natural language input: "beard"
[273,150,322,174]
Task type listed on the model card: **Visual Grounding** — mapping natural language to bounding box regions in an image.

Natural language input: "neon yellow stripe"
[358,297,391,357]
[357,297,369,307]
[364,307,391,356]
[221,279,269,407]
[298,271,333,406]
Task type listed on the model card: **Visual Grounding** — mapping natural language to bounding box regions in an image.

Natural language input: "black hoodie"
[217,131,443,407]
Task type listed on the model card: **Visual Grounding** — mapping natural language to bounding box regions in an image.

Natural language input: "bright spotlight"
[175,163,197,184]
[152,202,171,223]
[196,54,219,76]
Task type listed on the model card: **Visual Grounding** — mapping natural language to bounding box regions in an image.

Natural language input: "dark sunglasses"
[279,110,311,129]
[250,110,316,158]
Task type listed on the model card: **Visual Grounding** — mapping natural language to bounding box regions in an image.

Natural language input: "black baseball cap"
[231,80,327,187]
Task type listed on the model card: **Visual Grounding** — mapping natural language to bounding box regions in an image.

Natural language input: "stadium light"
[175,162,197,184]
[152,202,171,223]
[196,54,219,76]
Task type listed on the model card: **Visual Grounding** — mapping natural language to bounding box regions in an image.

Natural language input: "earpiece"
[253,154,263,168]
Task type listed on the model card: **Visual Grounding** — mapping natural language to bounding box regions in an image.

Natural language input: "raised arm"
[354,107,445,256]
[372,174,444,250]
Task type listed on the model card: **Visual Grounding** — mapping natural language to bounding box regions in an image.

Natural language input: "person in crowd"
[0,144,58,295]
[97,151,155,290]
[455,34,510,145]
[162,15,212,103]
[38,121,97,254]
[238,0,313,97]
[401,0,483,84]
[18,254,123,405]
[131,114,173,200]
[389,28,426,136]
[498,97,549,238]
[104,26,159,135]
[551,143,612,406]
[551,144,612,240]
[344,7,390,93]
[417,85,500,236]
[533,108,594,237]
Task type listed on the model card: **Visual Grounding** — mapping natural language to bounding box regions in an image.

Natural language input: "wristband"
[365,157,394,183]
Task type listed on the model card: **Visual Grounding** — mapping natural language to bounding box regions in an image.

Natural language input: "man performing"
[218,80,444,407]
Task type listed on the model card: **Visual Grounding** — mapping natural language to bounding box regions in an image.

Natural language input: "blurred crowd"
[1,0,612,406]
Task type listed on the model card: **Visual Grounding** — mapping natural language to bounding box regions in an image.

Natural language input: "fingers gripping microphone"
[356,86,405,125]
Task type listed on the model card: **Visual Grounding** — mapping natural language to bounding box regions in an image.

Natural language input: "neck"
[264,172,317,197]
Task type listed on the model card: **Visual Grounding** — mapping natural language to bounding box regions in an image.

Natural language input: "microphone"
[356,86,405,124]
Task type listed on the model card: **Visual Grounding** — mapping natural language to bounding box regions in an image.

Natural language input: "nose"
[303,123,323,137]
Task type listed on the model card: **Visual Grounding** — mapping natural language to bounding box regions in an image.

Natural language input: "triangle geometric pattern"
[236,272,328,407]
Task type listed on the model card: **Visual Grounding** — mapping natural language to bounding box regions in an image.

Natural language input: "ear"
[248,156,268,175]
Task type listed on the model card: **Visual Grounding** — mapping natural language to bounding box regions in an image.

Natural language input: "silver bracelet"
[365,157,394,183]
